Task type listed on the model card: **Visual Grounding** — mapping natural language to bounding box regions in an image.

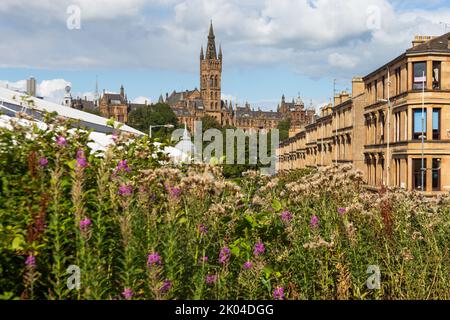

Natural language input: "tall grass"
[0,115,448,300]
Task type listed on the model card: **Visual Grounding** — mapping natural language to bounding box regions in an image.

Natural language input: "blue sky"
[1,0,449,110]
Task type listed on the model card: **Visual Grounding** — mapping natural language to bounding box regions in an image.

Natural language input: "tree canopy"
[127,103,178,140]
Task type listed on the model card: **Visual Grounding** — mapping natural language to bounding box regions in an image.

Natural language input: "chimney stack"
[412,35,436,48]
[352,77,364,97]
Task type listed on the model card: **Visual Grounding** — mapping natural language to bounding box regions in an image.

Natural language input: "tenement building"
[163,22,315,132]
[278,33,450,195]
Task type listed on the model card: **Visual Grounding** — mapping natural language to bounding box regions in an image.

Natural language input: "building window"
[432,108,441,140]
[395,67,401,95]
[413,108,426,140]
[432,62,441,90]
[432,158,441,191]
[413,158,426,191]
[413,62,426,90]
[382,76,385,99]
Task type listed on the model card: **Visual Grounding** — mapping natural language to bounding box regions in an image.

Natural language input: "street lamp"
[377,67,392,188]
[378,96,391,187]
[149,124,175,138]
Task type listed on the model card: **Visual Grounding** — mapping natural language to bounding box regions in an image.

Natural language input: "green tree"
[199,115,221,133]
[277,119,291,142]
[127,103,178,140]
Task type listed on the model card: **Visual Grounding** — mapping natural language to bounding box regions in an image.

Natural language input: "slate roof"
[407,32,450,53]
[103,93,127,104]
[72,98,96,111]
[166,90,198,106]
[235,107,284,120]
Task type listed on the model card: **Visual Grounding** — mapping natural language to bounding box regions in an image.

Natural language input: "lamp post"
[149,124,175,138]
[378,69,391,188]
[421,71,425,192]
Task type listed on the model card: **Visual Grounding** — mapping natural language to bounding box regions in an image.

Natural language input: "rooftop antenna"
[439,21,450,33]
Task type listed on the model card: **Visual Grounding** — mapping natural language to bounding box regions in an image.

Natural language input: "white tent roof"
[0,87,142,135]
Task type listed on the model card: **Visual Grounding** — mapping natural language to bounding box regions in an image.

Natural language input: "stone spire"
[206,20,217,60]
[120,85,125,98]
[200,45,204,60]
[218,44,222,60]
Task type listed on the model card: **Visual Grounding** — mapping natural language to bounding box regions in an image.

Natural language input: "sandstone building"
[277,33,450,195]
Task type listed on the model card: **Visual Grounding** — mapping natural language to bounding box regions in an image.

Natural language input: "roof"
[72,98,96,110]
[173,108,192,117]
[364,32,450,80]
[407,33,450,53]
[235,107,284,120]
[0,87,143,135]
[102,93,127,104]
[166,89,199,106]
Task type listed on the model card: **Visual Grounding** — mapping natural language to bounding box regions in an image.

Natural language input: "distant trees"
[127,103,178,140]
[277,119,291,142]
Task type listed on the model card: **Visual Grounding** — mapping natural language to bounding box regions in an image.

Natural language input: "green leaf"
[230,245,240,257]
[11,236,25,251]
[271,199,282,212]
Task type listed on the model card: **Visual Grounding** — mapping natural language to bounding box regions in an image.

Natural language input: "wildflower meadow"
[0,116,449,300]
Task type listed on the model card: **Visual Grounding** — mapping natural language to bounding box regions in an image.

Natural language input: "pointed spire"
[206,20,217,59]
[218,44,222,60]
[120,84,125,98]
[200,46,204,60]
[208,20,215,38]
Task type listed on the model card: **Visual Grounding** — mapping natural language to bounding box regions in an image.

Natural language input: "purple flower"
[310,215,319,228]
[243,261,253,270]
[122,288,133,299]
[160,280,172,293]
[38,157,48,167]
[169,187,181,198]
[198,224,208,235]
[198,256,208,264]
[118,184,133,196]
[76,150,88,168]
[79,218,92,230]
[219,246,231,264]
[147,252,161,266]
[56,136,67,147]
[253,241,265,257]
[206,274,218,284]
[338,207,347,215]
[273,287,285,300]
[115,160,131,173]
[25,255,35,267]
[280,211,293,223]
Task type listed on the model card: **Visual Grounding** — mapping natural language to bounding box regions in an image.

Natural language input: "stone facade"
[278,33,450,195]
[98,85,129,123]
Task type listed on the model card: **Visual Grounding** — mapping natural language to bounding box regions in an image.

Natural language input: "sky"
[1,0,449,111]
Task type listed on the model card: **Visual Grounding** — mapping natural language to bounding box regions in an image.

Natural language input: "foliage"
[0,118,448,300]
[127,103,178,140]
[277,119,290,142]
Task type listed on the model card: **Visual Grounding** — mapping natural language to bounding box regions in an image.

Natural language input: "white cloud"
[221,93,237,103]
[328,53,359,69]
[0,80,27,92]
[0,0,448,79]
[133,96,152,104]
[0,78,71,104]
